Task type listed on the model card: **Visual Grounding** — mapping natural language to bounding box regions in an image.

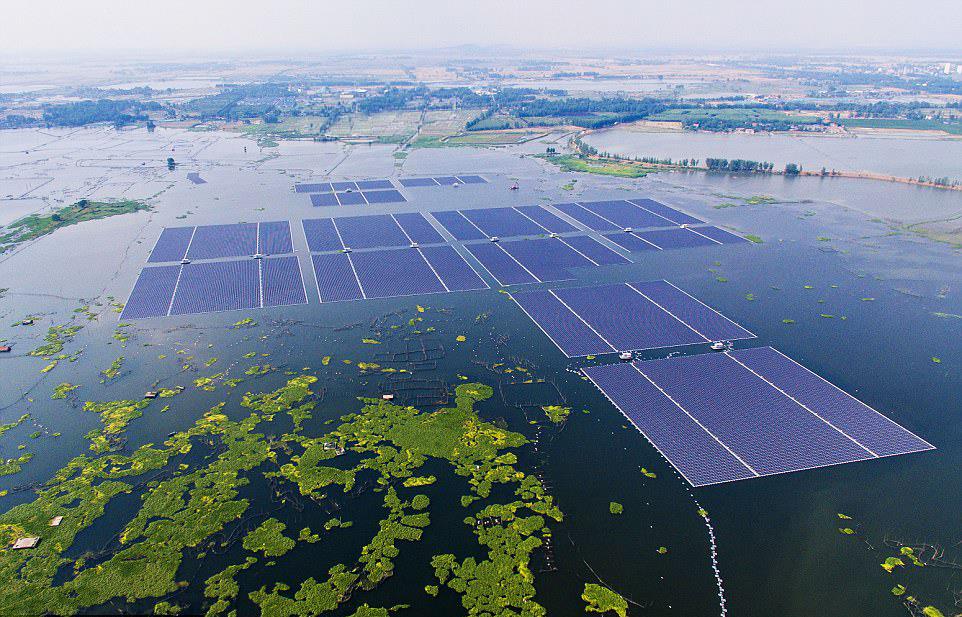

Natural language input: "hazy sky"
[4,0,962,56]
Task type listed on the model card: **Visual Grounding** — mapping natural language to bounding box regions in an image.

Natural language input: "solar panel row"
[583,348,933,486]
[121,256,307,319]
[148,222,294,263]
[466,236,629,287]
[551,200,704,232]
[399,175,487,187]
[310,189,406,206]
[511,281,754,357]
[303,213,442,251]
[296,179,395,193]
[310,246,488,303]
[604,226,746,251]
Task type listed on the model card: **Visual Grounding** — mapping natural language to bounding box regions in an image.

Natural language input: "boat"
[619,351,633,361]
[710,342,727,350]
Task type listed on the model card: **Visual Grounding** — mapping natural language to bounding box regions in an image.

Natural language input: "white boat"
[619,351,633,361]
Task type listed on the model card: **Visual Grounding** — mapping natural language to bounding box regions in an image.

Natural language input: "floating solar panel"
[626,280,755,342]
[169,260,260,315]
[331,181,358,192]
[295,182,333,193]
[552,203,620,232]
[513,281,753,357]
[186,223,257,260]
[333,214,408,249]
[433,176,461,186]
[356,179,395,190]
[302,219,343,252]
[627,198,704,225]
[584,350,934,486]
[121,265,181,319]
[460,207,545,238]
[350,248,446,299]
[393,213,445,244]
[148,227,193,263]
[430,210,487,241]
[559,235,631,265]
[689,226,750,244]
[465,243,538,286]
[729,347,934,457]
[603,231,661,253]
[456,175,487,184]
[362,189,406,204]
[635,227,720,250]
[419,245,488,291]
[514,206,578,233]
[511,289,611,357]
[258,221,293,255]
[261,256,307,307]
[498,238,595,282]
[553,284,706,352]
[311,253,364,302]
[310,193,339,207]
[578,200,673,229]
[335,191,366,206]
[399,177,440,187]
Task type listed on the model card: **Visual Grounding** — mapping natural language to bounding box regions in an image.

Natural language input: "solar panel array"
[465,236,631,287]
[309,246,487,303]
[399,175,487,187]
[121,255,307,319]
[551,199,705,232]
[295,179,395,193]
[147,222,294,263]
[309,189,406,207]
[582,347,934,486]
[605,226,747,251]
[511,280,754,357]
[302,213,443,251]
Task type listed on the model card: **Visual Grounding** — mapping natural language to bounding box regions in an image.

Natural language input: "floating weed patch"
[51,383,79,400]
[609,502,623,515]
[582,583,628,617]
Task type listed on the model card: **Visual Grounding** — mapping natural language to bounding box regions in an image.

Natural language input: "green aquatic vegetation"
[837,513,852,519]
[425,585,439,596]
[744,234,763,243]
[243,351,257,358]
[82,399,150,453]
[891,584,906,596]
[745,293,755,301]
[100,356,124,381]
[243,518,296,557]
[0,452,34,476]
[716,276,728,283]
[324,518,352,531]
[29,324,83,357]
[0,413,29,436]
[0,199,150,252]
[249,564,359,615]
[356,362,381,371]
[900,546,925,567]
[861,297,875,302]
[29,431,41,439]
[640,467,656,478]
[205,357,219,367]
[782,319,796,324]
[51,382,79,399]
[542,405,570,424]
[153,601,182,614]
[581,583,628,617]
[932,312,962,319]
[231,317,257,328]
[158,388,181,398]
[838,528,856,535]
[609,502,623,515]
[820,314,835,319]
[657,546,668,554]
[403,475,436,487]
[362,338,381,345]
[921,607,945,617]
[244,364,273,376]
[299,527,321,543]
[881,557,905,573]
[931,357,942,364]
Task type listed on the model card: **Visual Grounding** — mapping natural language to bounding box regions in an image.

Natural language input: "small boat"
[623,227,633,233]
[410,242,420,249]
[181,258,191,265]
[489,236,500,242]
[509,182,519,190]
[619,351,633,361]
[710,342,727,351]
[549,232,560,238]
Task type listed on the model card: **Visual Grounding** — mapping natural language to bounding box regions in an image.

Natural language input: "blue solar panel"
[393,213,444,244]
[186,223,257,260]
[460,207,545,238]
[350,248,446,299]
[399,177,439,187]
[553,284,705,351]
[560,236,631,265]
[362,189,406,204]
[553,203,620,231]
[690,226,750,244]
[333,215,409,249]
[627,198,704,225]
[512,290,613,357]
[258,221,293,255]
[121,265,180,319]
[602,232,660,253]
[635,227,719,249]
[730,347,934,458]
[434,176,460,185]
[302,219,343,252]
[262,256,307,307]
[499,238,594,282]
[148,227,193,263]
[331,181,357,191]
[628,280,755,342]
[169,260,260,315]
[636,353,875,476]
[310,193,339,207]
[583,362,757,486]
[579,200,673,229]
[430,211,487,241]
[514,206,578,233]
[355,179,394,190]
[336,191,366,205]
[419,245,488,291]
[455,175,487,184]
[312,253,364,302]
[295,182,333,193]
[465,243,538,286]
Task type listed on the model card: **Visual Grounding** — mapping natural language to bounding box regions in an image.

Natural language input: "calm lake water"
[0,129,959,616]
[584,128,962,181]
